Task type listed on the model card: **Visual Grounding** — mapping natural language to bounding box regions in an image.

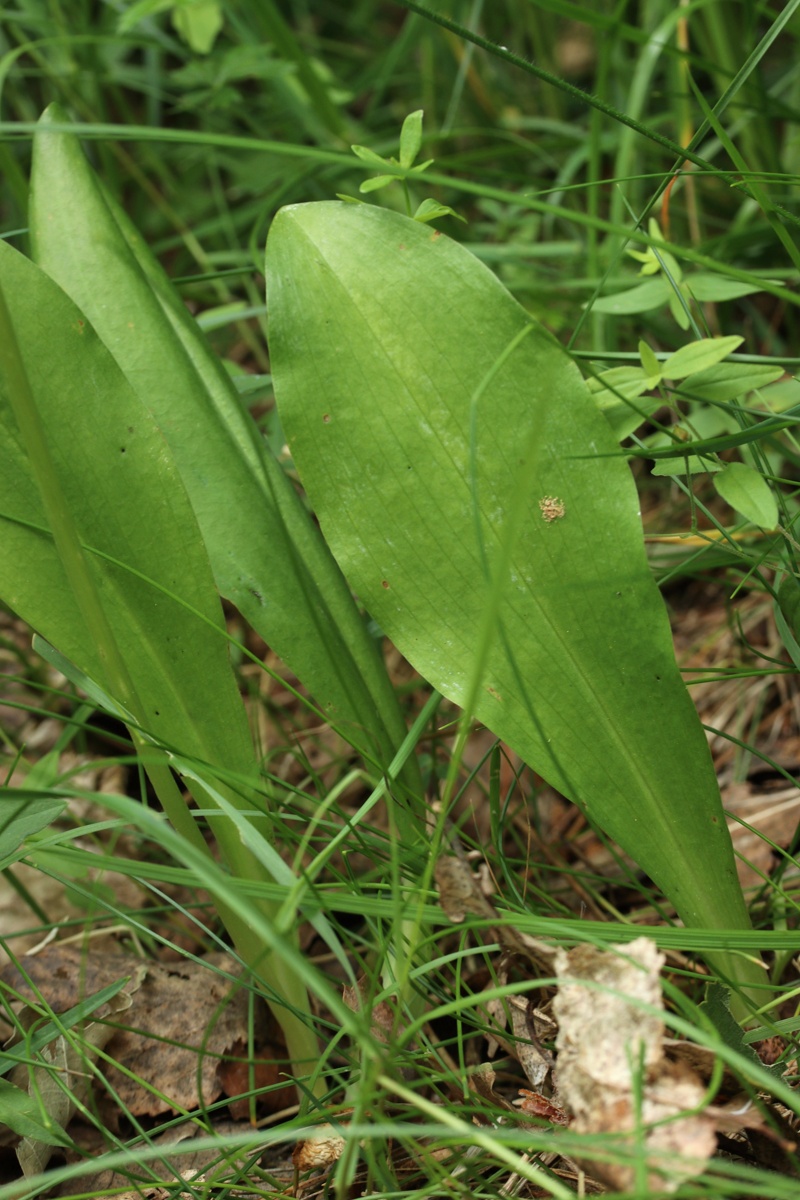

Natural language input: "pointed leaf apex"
[399,109,424,169]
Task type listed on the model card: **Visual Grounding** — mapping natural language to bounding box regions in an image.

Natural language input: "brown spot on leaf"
[539,496,566,522]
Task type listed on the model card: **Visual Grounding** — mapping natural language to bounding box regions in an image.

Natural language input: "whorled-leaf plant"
[265,199,768,1017]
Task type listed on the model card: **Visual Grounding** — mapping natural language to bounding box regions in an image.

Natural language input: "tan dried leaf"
[10,987,132,1176]
[554,937,716,1193]
[507,995,552,1089]
[342,976,399,1044]
[58,1118,265,1197]
[217,1041,297,1118]
[515,1089,569,1125]
[434,856,496,923]
[554,938,665,1108]
[293,1124,346,1172]
[2,946,261,1116]
[724,782,800,888]
[435,855,554,970]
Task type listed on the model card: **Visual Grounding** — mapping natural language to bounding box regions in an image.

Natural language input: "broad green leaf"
[360,174,396,193]
[0,1078,70,1146]
[647,221,682,280]
[651,454,721,476]
[685,407,734,440]
[662,336,744,381]
[760,375,800,413]
[0,242,256,786]
[586,366,651,405]
[668,287,692,330]
[698,983,783,1078]
[778,574,800,632]
[602,398,666,442]
[648,411,728,476]
[590,278,669,315]
[266,202,760,963]
[0,794,66,868]
[399,109,424,169]
[628,224,682,284]
[0,246,324,1057]
[30,106,416,800]
[638,340,661,381]
[775,589,800,673]
[32,636,130,722]
[351,144,391,167]
[413,198,466,225]
[586,367,663,441]
[674,362,784,404]
[171,0,223,55]
[714,462,778,528]
[687,273,767,303]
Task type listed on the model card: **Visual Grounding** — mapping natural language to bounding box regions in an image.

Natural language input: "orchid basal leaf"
[266,203,761,975]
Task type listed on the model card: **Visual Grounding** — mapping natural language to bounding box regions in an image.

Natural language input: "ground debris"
[553,937,716,1192]
[435,854,554,970]
[292,1122,346,1173]
[1,944,267,1117]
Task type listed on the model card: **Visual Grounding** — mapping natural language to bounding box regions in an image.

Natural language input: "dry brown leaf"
[480,955,555,1090]
[342,976,401,1046]
[1,946,263,1116]
[4,987,133,1178]
[435,855,555,971]
[292,1123,346,1172]
[434,855,497,923]
[663,1037,752,1104]
[0,866,129,973]
[468,1062,519,1115]
[724,782,800,888]
[515,1088,569,1125]
[55,1118,267,1198]
[506,995,552,1089]
[218,1040,297,1119]
[1,941,145,1013]
[554,937,716,1193]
